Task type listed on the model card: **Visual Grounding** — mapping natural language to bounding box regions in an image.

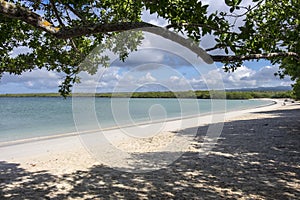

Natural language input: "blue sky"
[0,1,294,94]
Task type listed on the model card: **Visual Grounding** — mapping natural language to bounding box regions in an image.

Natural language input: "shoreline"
[0,98,299,199]
[0,99,291,170]
[0,98,276,148]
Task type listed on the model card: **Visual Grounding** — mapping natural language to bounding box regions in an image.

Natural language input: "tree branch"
[210,52,299,62]
[1,0,298,65]
[0,1,155,38]
[54,22,155,39]
[205,44,250,52]
[57,25,214,64]
[0,0,59,33]
[205,44,222,52]
[142,27,214,64]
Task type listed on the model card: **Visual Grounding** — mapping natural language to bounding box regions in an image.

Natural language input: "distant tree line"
[120,90,294,99]
[0,90,294,99]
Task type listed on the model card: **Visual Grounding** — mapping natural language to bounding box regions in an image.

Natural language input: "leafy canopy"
[0,0,299,98]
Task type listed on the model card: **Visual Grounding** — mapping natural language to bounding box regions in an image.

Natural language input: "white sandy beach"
[0,98,299,199]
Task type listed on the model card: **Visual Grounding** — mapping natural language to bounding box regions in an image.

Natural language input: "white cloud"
[111,49,165,68]
[75,67,121,92]
[142,10,168,27]
[214,65,293,89]
[0,64,294,94]
[170,76,179,82]
[222,66,256,87]
[139,72,156,82]
[1,69,62,91]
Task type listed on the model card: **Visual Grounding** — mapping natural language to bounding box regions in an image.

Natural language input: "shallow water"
[0,97,273,142]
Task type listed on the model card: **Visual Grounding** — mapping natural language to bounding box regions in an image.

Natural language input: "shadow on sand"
[1,108,299,199]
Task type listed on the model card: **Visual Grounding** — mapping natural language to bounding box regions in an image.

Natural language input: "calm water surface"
[0,97,273,142]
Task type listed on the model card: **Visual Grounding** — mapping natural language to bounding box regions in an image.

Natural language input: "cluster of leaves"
[0,0,144,96]
[0,0,299,98]
[221,0,300,99]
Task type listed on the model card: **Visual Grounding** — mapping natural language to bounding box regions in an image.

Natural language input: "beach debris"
[30,163,36,167]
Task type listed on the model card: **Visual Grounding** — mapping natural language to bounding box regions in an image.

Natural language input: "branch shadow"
[1,108,299,199]
[0,161,58,199]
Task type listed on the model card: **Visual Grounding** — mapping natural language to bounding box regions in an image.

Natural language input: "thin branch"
[226,0,263,18]
[50,1,80,56]
[50,0,64,27]
[165,22,231,34]
[63,4,73,22]
[63,2,87,22]
[206,44,249,52]
[206,44,222,52]
[210,52,300,62]
[69,38,79,52]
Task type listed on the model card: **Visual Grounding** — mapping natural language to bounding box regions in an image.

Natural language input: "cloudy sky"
[0,1,293,94]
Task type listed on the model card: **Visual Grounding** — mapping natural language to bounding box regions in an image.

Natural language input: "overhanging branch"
[143,27,214,64]
[1,0,298,65]
[211,52,300,62]
[0,0,156,38]
[0,1,213,63]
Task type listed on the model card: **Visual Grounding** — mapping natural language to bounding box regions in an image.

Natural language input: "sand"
[0,99,299,199]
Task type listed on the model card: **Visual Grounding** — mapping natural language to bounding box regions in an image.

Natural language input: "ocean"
[0,97,273,143]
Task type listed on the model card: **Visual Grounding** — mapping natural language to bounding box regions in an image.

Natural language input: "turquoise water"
[0,97,273,143]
